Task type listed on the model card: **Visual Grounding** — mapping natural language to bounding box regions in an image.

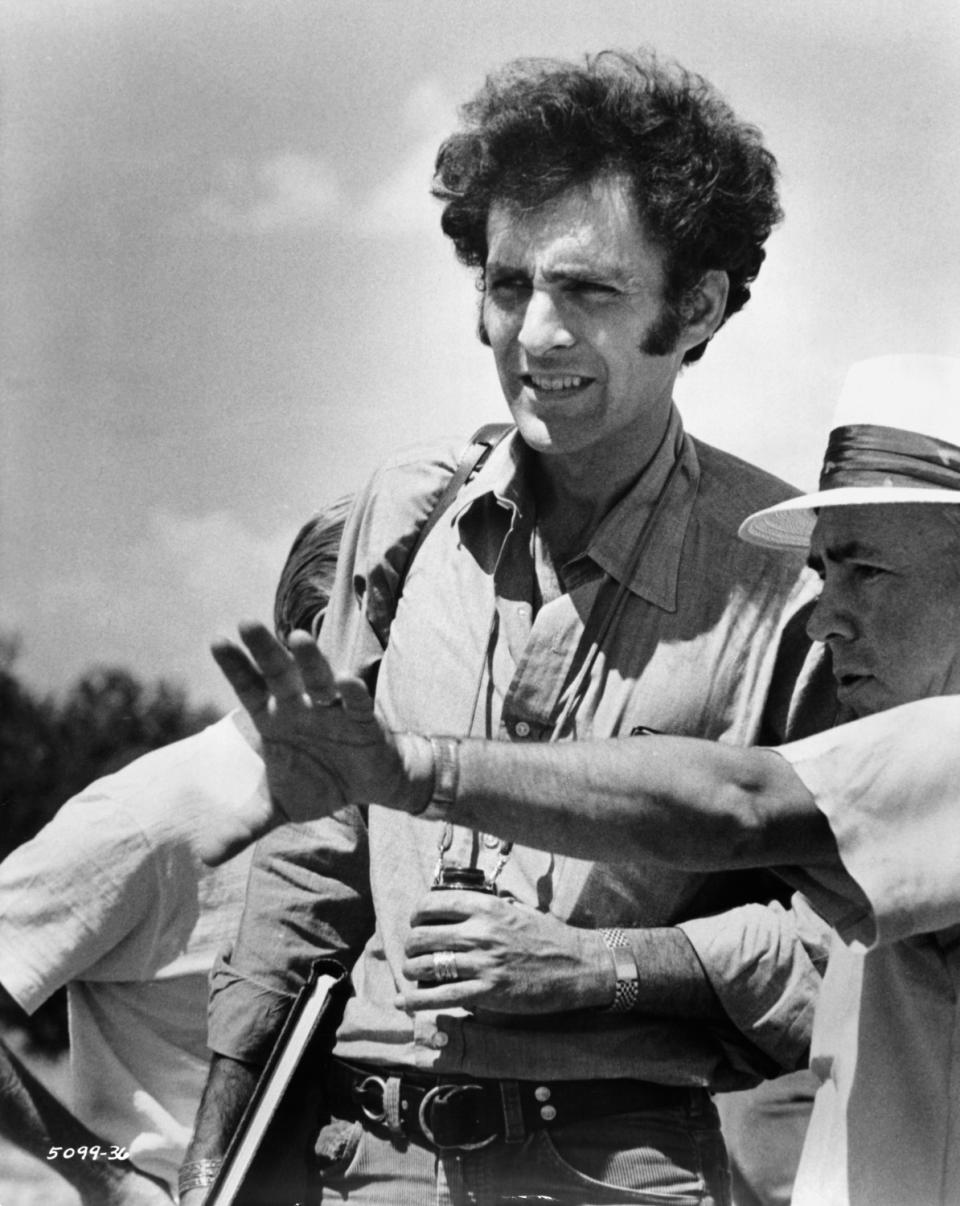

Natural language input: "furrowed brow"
[541,264,630,286]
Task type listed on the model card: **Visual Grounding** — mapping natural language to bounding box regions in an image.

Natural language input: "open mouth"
[521,373,593,394]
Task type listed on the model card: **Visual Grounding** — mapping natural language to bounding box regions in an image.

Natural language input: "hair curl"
[433,50,783,363]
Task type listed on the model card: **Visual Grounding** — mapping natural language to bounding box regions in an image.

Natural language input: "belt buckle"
[356,1074,389,1124]
[417,1083,498,1151]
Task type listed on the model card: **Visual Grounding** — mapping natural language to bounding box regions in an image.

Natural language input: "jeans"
[314,1096,732,1205]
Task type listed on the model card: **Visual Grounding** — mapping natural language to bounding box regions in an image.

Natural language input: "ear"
[675,270,729,354]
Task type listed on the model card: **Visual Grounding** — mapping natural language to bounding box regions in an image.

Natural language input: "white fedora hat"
[740,354,960,549]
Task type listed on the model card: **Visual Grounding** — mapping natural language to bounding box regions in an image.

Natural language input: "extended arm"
[445,734,836,869]
[211,622,839,872]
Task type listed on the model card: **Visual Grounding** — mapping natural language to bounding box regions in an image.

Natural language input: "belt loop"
[383,1076,405,1139]
[499,1079,526,1144]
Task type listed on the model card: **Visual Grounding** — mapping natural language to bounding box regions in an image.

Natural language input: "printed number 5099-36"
[47,1145,129,1160]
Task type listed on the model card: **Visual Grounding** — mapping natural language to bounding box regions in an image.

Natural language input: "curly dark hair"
[433,50,783,364]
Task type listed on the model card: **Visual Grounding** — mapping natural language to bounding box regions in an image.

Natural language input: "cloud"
[193,80,457,239]
[22,508,290,708]
[198,152,342,232]
[350,79,456,237]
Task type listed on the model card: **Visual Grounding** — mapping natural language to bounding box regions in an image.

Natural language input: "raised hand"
[211,621,415,823]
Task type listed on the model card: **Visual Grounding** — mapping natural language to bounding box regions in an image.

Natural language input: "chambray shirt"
[209,410,835,1089]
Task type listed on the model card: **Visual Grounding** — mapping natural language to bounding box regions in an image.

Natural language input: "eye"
[485,276,530,304]
[850,562,888,582]
[566,280,619,300]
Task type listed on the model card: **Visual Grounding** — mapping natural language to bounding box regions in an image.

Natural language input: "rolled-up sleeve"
[207,807,373,1064]
[679,895,831,1071]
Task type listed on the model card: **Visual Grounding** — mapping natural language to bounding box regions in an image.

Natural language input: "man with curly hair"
[185,51,833,1206]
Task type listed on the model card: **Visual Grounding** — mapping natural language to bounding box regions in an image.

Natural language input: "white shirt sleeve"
[0,714,262,1011]
[778,695,960,948]
[0,792,159,1010]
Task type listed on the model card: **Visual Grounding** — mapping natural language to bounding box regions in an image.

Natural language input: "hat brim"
[739,486,960,549]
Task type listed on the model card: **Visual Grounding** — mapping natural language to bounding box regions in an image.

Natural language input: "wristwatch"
[599,927,640,1012]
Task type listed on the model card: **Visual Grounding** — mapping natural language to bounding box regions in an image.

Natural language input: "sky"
[2,0,959,711]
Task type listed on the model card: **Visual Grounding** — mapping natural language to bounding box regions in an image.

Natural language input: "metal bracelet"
[423,735,461,820]
[178,1158,223,1196]
[599,927,640,1013]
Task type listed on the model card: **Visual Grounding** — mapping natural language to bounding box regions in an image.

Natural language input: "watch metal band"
[599,927,640,1013]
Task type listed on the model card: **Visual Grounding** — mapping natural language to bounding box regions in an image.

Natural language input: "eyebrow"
[806,539,882,571]
[484,259,634,287]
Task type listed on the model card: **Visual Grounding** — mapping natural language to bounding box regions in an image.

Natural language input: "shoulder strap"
[395,422,512,598]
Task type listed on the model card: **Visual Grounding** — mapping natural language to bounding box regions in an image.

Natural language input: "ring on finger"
[432,950,460,982]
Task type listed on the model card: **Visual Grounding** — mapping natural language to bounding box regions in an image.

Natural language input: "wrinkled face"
[807,505,960,717]
[482,175,703,464]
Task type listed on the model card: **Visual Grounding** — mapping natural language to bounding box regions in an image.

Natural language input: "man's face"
[482,175,713,464]
[807,505,960,717]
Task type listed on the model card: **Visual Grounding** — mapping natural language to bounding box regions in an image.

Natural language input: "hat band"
[819,424,960,491]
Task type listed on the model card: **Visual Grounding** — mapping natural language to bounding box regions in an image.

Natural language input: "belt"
[329,1059,704,1152]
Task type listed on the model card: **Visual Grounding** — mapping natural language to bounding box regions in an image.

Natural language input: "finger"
[404,923,474,958]
[287,632,341,704]
[238,621,306,703]
[395,979,488,1013]
[210,639,271,718]
[402,952,475,984]
[337,676,376,717]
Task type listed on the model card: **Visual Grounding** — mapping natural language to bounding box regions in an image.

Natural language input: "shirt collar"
[452,406,700,612]
[588,408,699,612]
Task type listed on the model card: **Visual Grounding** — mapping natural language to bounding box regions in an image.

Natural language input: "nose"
[806,576,856,645]
[517,288,575,357]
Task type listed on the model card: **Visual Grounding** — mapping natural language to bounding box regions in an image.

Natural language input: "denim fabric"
[315,1098,731,1205]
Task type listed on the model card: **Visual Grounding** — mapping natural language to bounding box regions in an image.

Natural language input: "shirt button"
[514,721,531,738]
[539,1104,557,1121]
[430,1031,449,1049]
[534,1086,551,1102]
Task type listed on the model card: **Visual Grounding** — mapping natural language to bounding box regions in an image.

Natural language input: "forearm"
[577,926,725,1018]
[626,927,726,1019]
[400,734,836,870]
[180,1053,260,1203]
[185,1053,260,1162]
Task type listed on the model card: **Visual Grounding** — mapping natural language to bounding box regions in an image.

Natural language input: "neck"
[531,427,670,564]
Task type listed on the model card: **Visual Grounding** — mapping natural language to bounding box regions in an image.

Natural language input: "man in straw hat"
[213,353,960,1204]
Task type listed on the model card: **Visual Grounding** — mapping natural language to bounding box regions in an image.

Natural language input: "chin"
[511,413,562,454]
